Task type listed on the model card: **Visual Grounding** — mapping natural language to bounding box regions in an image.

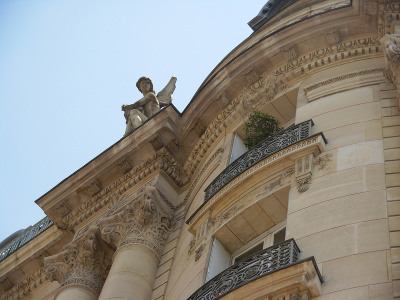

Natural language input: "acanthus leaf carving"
[98,186,175,258]
[380,34,400,108]
[44,226,112,295]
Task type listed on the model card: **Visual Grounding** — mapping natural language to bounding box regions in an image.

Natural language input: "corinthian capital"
[381,34,400,109]
[44,226,112,295]
[98,186,175,258]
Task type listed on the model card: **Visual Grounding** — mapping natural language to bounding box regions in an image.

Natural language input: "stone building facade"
[0,0,399,299]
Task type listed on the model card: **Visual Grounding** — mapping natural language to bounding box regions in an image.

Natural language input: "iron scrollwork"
[204,120,313,202]
[187,239,300,300]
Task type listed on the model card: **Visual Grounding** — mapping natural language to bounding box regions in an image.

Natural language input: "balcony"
[0,216,53,262]
[187,239,322,300]
[204,119,317,203]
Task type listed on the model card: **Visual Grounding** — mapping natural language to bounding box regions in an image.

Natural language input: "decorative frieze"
[44,226,112,295]
[275,37,380,76]
[98,186,175,258]
[86,179,102,195]
[0,278,14,292]
[216,92,231,109]
[314,153,333,170]
[117,158,132,174]
[244,69,260,85]
[304,68,385,95]
[378,2,400,38]
[326,28,341,45]
[58,147,186,231]
[381,34,400,108]
[283,46,298,62]
[0,269,49,300]
[56,201,71,217]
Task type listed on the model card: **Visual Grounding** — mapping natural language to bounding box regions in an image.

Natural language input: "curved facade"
[0,0,398,299]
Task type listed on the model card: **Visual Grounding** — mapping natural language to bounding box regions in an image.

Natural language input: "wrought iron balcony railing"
[0,216,53,262]
[187,239,301,300]
[204,120,314,202]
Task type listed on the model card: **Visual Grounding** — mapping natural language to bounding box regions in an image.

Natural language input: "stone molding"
[381,34,400,109]
[188,134,326,228]
[378,2,400,38]
[0,269,49,300]
[275,37,381,77]
[209,167,293,235]
[98,186,175,259]
[184,36,379,192]
[44,226,112,295]
[56,147,185,231]
[303,68,385,102]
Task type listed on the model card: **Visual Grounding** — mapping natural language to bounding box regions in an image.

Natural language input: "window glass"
[229,134,247,164]
[273,227,286,245]
[233,242,263,264]
[205,238,231,282]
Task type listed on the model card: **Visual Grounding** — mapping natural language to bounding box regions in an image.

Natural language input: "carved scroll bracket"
[381,34,400,110]
[98,186,175,259]
[44,226,113,295]
[295,153,315,193]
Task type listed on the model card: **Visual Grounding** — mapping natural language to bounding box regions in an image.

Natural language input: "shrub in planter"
[243,110,282,148]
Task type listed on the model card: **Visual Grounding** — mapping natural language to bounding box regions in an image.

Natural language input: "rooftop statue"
[122,76,177,136]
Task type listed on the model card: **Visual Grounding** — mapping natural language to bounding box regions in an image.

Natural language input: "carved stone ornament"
[56,202,71,217]
[98,186,175,258]
[241,72,277,113]
[283,46,298,61]
[194,244,205,261]
[86,179,102,195]
[326,28,341,45]
[295,153,315,193]
[314,153,333,170]
[216,92,231,109]
[118,158,132,174]
[380,34,400,108]
[378,2,400,38]
[44,226,113,295]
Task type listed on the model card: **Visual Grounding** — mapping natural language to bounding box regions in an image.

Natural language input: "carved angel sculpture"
[122,76,177,136]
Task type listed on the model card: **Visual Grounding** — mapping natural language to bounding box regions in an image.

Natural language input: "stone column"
[381,34,400,109]
[44,226,113,300]
[98,186,175,300]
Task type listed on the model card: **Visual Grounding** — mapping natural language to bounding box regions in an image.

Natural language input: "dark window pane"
[273,228,286,245]
[234,243,263,264]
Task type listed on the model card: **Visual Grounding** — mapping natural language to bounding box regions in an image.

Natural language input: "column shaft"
[98,244,159,300]
[55,285,98,300]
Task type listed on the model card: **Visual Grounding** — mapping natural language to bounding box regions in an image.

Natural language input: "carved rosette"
[98,186,175,258]
[381,34,400,108]
[44,226,112,295]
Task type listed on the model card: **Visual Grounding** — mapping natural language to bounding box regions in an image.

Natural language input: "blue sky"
[0,0,266,241]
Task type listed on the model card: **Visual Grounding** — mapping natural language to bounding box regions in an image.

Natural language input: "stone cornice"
[98,186,175,259]
[275,37,381,78]
[0,268,49,300]
[55,147,185,231]
[182,36,379,196]
[44,226,112,295]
